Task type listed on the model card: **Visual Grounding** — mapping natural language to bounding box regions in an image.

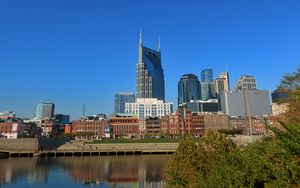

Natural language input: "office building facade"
[200,82,213,101]
[54,114,70,125]
[234,75,257,91]
[178,74,201,106]
[201,69,213,82]
[35,102,55,120]
[125,98,172,119]
[219,72,230,91]
[114,93,135,114]
[214,78,226,96]
[220,90,271,117]
[186,99,219,113]
[136,32,165,101]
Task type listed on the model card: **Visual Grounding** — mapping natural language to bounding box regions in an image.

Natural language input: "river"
[0,155,171,188]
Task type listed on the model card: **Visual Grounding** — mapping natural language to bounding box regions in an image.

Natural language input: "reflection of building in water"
[0,158,48,185]
[0,155,169,187]
[107,157,139,186]
[55,157,105,185]
[57,155,169,187]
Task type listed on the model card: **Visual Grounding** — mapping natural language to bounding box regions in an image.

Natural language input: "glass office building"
[114,93,135,114]
[35,102,55,119]
[201,69,213,83]
[178,74,201,106]
[200,82,212,101]
[136,32,165,101]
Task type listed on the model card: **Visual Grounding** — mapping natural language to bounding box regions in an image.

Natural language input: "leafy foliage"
[218,128,243,136]
[280,65,300,90]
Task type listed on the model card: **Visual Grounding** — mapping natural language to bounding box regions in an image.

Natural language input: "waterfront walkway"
[0,135,264,158]
[0,139,178,158]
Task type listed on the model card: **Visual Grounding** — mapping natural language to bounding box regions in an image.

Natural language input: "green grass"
[90,137,201,144]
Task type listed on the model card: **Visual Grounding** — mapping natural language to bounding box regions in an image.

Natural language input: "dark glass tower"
[178,74,201,106]
[35,102,55,119]
[200,69,214,100]
[136,31,165,101]
[201,69,213,82]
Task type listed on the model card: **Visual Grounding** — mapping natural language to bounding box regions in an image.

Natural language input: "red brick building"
[203,114,230,133]
[145,117,160,135]
[64,124,72,134]
[191,114,204,136]
[0,121,24,139]
[110,117,139,138]
[179,109,193,134]
[71,120,109,138]
[161,112,180,137]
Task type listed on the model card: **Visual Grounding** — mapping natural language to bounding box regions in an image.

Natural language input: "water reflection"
[0,155,170,188]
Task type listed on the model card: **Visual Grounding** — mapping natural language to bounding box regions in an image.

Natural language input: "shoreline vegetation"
[165,65,300,187]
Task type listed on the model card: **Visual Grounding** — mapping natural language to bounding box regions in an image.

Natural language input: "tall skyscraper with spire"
[136,30,165,101]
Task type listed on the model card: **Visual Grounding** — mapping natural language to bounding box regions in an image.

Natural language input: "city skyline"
[1,0,299,119]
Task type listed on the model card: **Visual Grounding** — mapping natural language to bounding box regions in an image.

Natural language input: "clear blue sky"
[0,0,299,119]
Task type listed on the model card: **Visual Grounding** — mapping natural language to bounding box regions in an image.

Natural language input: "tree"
[279,64,300,123]
[165,135,198,187]
[280,65,300,90]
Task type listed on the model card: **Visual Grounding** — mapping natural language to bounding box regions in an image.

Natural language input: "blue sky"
[0,0,299,119]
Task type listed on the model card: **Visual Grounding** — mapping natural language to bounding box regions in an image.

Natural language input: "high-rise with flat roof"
[178,74,201,106]
[136,31,165,101]
[200,82,212,101]
[219,72,230,91]
[235,75,257,91]
[201,69,213,83]
[35,102,55,119]
[125,98,172,119]
[220,90,271,117]
[200,69,214,100]
[114,93,135,114]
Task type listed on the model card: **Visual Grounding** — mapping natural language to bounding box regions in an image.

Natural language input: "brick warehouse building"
[71,119,109,138]
[110,116,139,138]
[0,120,24,139]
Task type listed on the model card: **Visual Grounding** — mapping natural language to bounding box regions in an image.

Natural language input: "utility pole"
[244,89,253,135]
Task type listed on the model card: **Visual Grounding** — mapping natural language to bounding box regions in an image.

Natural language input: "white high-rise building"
[234,75,257,91]
[125,98,173,119]
[219,72,230,92]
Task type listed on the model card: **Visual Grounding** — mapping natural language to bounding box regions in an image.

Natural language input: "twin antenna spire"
[139,28,160,52]
[139,28,142,44]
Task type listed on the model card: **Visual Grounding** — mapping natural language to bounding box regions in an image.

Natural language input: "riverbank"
[0,135,264,159]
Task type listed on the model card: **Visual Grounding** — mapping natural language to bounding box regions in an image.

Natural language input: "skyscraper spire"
[158,36,160,52]
[139,28,142,45]
[83,104,86,117]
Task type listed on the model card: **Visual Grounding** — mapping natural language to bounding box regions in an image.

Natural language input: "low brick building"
[110,117,139,138]
[179,109,193,135]
[71,119,109,138]
[191,114,204,136]
[161,112,180,137]
[0,120,24,139]
[145,117,160,135]
[203,114,230,133]
[64,123,72,134]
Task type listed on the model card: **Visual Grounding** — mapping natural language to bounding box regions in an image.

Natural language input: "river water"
[0,155,171,188]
